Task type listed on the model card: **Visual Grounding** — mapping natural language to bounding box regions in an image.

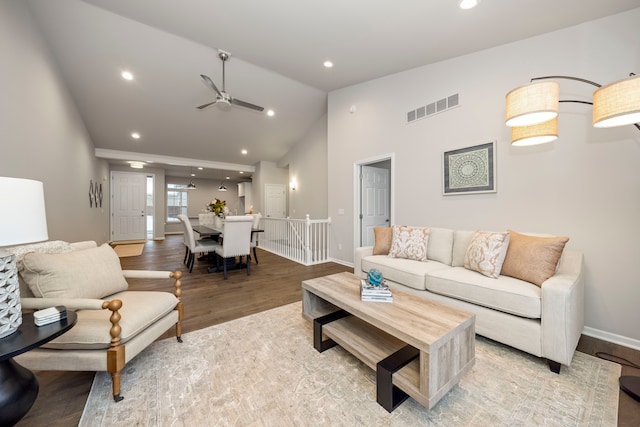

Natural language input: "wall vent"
[407,93,460,124]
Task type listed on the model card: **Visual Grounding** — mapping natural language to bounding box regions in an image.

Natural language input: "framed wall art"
[443,141,496,195]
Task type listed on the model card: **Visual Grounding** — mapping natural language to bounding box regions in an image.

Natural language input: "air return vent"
[407,93,460,124]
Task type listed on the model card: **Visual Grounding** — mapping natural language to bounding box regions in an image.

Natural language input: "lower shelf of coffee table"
[321,315,426,405]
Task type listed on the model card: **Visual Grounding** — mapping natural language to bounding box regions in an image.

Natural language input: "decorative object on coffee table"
[0,177,49,339]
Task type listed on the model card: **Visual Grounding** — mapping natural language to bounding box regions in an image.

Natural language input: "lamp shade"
[511,118,558,146]
[0,177,48,246]
[593,74,640,128]
[505,81,559,127]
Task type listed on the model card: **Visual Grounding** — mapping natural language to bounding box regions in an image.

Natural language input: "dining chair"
[212,216,253,279]
[247,213,262,263]
[177,214,218,273]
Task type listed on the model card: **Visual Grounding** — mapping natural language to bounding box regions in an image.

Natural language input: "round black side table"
[0,311,77,426]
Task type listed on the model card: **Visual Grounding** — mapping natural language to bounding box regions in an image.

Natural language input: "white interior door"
[360,165,390,246]
[111,171,147,242]
[265,183,286,218]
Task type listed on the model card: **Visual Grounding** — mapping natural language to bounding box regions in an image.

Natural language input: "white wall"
[328,9,640,344]
[278,113,329,219]
[0,0,109,243]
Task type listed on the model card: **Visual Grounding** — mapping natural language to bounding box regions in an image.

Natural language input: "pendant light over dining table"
[218,171,227,191]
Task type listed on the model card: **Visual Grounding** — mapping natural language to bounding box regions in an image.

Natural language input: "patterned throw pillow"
[501,230,569,287]
[389,225,430,261]
[464,230,510,278]
[372,227,393,255]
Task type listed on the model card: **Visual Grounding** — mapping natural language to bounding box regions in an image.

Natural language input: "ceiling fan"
[197,50,264,112]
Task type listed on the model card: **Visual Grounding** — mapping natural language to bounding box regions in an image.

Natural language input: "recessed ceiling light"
[267,110,275,117]
[190,173,195,177]
[239,171,244,174]
[131,132,140,139]
[225,176,230,180]
[458,0,479,10]
[241,149,248,155]
[323,61,333,68]
[121,71,134,80]
[129,161,144,169]
[197,167,203,170]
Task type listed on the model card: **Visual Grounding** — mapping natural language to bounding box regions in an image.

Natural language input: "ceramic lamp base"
[0,253,22,339]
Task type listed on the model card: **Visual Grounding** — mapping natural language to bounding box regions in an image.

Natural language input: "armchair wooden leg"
[171,271,184,343]
[247,255,251,276]
[253,247,259,264]
[223,257,228,279]
[103,299,126,402]
[183,247,189,264]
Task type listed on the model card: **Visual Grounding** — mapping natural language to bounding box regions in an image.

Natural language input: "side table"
[0,311,77,426]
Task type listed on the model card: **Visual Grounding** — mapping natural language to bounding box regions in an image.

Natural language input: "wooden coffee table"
[302,272,475,412]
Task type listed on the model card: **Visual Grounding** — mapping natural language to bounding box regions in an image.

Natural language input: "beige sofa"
[8,240,183,401]
[354,227,584,373]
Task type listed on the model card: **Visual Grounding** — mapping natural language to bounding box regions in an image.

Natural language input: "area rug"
[79,302,620,427]
[112,243,144,258]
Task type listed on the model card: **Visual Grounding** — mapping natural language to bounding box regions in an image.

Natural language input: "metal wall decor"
[89,180,103,208]
[443,141,496,195]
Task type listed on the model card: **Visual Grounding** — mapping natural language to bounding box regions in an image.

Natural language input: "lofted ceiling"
[26,0,640,182]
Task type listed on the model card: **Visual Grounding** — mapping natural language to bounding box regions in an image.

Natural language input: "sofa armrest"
[21,297,105,311]
[540,250,585,366]
[354,246,374,278]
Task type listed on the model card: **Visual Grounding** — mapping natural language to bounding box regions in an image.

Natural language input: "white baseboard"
[328,257,353,268]
[582,326,640,351]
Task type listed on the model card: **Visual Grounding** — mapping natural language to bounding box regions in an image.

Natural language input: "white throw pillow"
[388,225,430,262]
[21,243,128,299]
[463,230,510,278]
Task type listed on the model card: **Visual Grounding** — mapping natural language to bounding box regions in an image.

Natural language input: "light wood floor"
[17,235,640,426]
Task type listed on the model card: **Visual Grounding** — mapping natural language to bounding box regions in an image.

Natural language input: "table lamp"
[0,177,48,339]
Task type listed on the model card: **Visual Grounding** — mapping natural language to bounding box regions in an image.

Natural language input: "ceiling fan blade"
[196,101,217,110]
[231,98,264,112]
[200,74,222,98]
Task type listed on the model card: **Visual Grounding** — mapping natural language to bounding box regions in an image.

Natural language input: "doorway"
[355,154,393,248]
[111,171,147,242]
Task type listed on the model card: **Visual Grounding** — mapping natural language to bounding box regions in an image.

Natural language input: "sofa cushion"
[452,230,475,267]
[426,227,454,265]
[501,230,569,287]
[464,230,510,278]
[361,255,449,290]
[42,291,179,350]
[21,244,128,299]
[373,227,392,255]
[389,225,430,261]
[426,267,542,318]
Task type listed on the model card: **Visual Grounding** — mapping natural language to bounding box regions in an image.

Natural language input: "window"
[167,184,188,222]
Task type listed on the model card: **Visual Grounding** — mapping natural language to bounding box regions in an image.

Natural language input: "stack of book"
[33,306,67,326]
[360,279,393,303]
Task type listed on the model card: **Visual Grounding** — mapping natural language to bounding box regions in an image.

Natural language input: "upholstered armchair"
[9,241,183,402]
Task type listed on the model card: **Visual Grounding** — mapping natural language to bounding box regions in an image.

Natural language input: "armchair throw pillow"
[464,230,510,278]
[389,225,430,261]
[501,229,569,287]
[21,243,128,299]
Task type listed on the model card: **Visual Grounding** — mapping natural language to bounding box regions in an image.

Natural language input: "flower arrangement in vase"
[208,198,230,217]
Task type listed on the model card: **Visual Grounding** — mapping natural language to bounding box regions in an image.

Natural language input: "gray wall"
[278,113,329,219]
[0,0,109,244]
[327,9,640,345]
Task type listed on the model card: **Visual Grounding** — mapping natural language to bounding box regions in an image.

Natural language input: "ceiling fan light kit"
[197,50,264,113]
